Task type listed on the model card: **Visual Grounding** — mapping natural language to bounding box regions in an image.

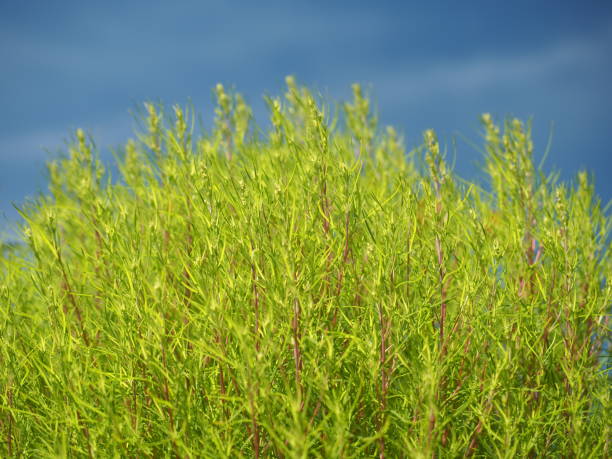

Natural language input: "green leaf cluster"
[1,78,610,457]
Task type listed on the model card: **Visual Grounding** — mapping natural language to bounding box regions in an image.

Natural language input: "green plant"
[1,78,610,457]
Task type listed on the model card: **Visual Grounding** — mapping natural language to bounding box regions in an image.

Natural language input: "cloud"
[370,29,612,104]
[0,113,132,164]
[0,3,389,85]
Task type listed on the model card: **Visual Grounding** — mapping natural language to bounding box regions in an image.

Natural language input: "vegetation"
[1,77,610,457]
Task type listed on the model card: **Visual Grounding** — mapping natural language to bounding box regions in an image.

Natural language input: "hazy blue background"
[1,1,611,240]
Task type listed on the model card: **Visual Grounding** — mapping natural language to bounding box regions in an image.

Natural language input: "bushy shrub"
[1,78,610,457]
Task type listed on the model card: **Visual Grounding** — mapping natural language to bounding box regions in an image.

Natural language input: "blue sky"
[1,1,611,239]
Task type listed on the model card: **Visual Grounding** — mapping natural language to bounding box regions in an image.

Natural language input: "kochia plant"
[1,77,610,457]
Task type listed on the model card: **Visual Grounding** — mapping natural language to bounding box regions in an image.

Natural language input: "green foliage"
[1,79,610,457]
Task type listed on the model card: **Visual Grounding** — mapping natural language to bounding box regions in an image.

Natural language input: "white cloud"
[371,29,612,103]
[0,113,132,163]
